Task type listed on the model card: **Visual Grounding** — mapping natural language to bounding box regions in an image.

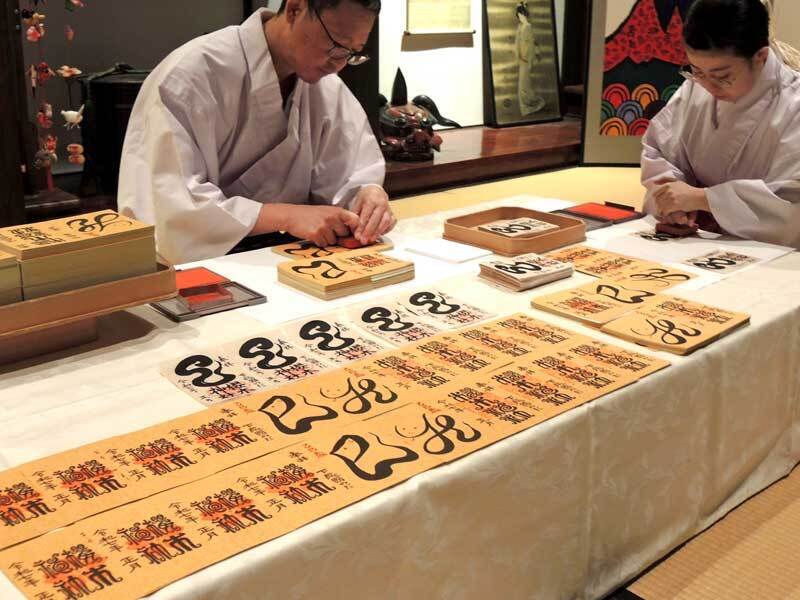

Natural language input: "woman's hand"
[653,181,710,217]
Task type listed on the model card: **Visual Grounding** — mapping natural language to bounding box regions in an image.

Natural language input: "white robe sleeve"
[640,86,692,215]
[705,150,800,248]
[309,88,385,209]
[118,87,262,265]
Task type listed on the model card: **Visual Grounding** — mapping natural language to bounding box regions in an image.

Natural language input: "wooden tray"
[0,262,177,339]
[443,207,585,257]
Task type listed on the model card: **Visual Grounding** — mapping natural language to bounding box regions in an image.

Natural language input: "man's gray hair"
[278,0,381,15]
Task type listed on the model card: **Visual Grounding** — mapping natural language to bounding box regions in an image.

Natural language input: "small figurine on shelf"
[45,134,58,154]
[56,65,81,78]
[28,64,37,95]
[36,102,53,128]
[61,104,84,130]
[20,9,45,27]
[35,61,55,86]
[67,143,85,165]
[34,135,58,170]
[26,24,44,42]
[34,149,53,170]
[22,10,45,42]
[378,69,460,162]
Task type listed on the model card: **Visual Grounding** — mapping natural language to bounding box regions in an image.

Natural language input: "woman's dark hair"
[683,0,769,58]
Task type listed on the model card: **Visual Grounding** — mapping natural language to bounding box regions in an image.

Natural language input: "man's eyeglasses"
[679,64,735,88]
[313,5,370,66]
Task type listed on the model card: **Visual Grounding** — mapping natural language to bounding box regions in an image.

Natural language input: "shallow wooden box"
[0,262,177,364]
[443,207,586,257]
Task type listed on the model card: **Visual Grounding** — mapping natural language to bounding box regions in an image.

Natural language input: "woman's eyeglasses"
[679,64,735,88]
[313,6,370,66]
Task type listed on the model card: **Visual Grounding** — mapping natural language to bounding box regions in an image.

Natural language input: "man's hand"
[350,185,397,245]
[653,180,709,218]
[282,205,360,248]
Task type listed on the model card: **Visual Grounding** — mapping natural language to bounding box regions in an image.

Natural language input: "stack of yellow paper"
[0,250,21,305]
[278,252,415,300]
[0,211,156,299]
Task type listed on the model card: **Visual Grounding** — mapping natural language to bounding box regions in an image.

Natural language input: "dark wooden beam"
[562,0,590,87]
[0,0,26,226]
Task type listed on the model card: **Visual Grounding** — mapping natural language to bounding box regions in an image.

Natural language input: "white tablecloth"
[1,195,799,600]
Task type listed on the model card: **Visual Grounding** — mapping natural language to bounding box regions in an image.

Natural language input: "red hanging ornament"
[36,102,53,128]
[35,62,55,87]
[26,24,45,42]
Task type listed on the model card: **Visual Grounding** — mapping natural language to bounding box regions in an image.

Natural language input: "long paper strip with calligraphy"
[1,336,668,600]
[0,314,669,560]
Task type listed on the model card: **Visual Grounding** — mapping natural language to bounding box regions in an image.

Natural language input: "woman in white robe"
[118,0,393,264]
[641,0,800,249]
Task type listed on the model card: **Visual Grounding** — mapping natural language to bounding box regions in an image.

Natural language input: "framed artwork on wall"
[483,0,562,127]
[582,0,694,165]
[406,0,472,34]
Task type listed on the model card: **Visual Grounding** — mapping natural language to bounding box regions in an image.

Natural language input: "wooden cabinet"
[0,0,27,226]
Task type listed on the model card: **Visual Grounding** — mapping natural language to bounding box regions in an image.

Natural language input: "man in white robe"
[118,0,392,264]
[642,48,800,249]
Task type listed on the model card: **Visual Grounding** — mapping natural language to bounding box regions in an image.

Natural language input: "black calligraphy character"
[691,257,737,270]
[299,320,355,351]
[395,414,481,455]
[494,261,543,275]
[169,453,196,469]
[66,212,129,234]
[24,497,55,518]
[56,576,92,599]
[285,242,333,259]
[361,307,413,332]
[0,506,26,526]
[239,338,297,370]
[73,483,102,500]
[637,231,675,242]
[214,513,249,533]
[291,260,346,280]
[228,431,256,447]
[304,478,335,496]
[174,355,236,387]
[321,377,398,414]
[595,284,655,304]
[237,505,269,525]
[408,291,460,315]
[145,460,172,476]
[83,564,122,590]
[491,223,533,234]
[97,475,127,493]
[330,433,419,481]
[258,395,338,435]
[627,268,691,288]
[139,543,172,565]
[166,532,202,554]
[632,319,703,345]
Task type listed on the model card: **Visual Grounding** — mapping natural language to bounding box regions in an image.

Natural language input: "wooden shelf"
[30,119,583,223]
[384,119,582,197]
